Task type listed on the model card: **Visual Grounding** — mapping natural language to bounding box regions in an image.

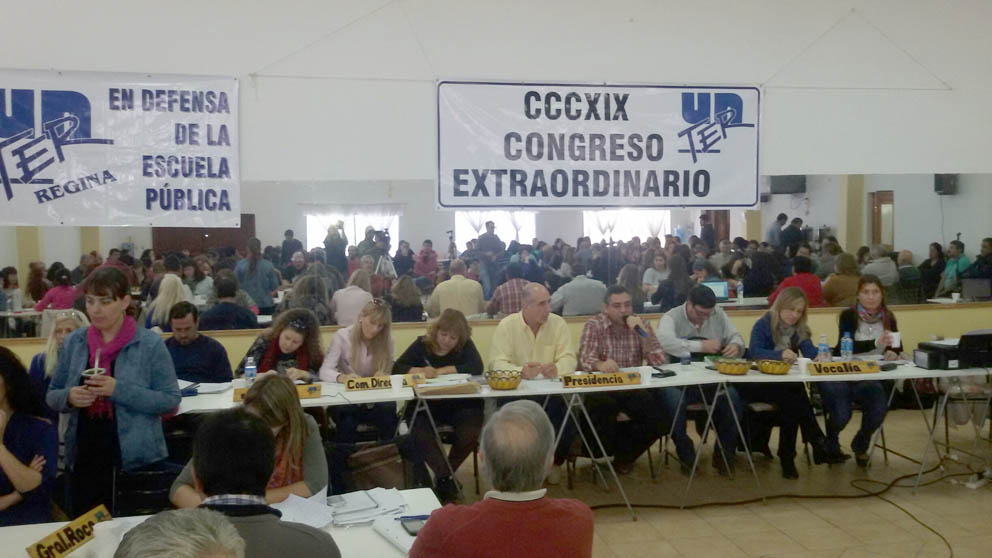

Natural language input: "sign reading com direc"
[0,69,239,227]
[437,81,759,208]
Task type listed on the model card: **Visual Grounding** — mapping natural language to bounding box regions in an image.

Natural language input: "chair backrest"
[112,466,182,517]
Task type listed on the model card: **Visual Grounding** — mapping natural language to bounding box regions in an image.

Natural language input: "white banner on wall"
[437,81,759,209]
[0,69,239,227]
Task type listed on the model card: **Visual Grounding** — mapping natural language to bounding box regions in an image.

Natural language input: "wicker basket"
[757,360,791,375]
[715,359,750,376]
[485,370,523,390]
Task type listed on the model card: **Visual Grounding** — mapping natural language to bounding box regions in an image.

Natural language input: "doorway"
[870,191,894,247]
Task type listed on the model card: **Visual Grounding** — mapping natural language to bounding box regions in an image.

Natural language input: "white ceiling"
[4,0,991,178]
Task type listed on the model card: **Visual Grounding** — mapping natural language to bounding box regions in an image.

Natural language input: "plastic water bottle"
[679,338,691,365]
[245,356,257,385]
[737,280,744,303]
[817,334,831,361]
[840,333,854,360]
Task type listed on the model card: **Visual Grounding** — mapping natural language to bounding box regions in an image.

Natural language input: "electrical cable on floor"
[586,454,985,557]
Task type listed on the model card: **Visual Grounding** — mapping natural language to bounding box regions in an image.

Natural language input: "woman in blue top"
[0,346,57,526]
[746,287,845,479]
[47,267,181,517]
[236,238,280,315]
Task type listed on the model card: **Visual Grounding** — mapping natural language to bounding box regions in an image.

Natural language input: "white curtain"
[596,210,618,239]
[466,211,485,237]
[646,210,670,239]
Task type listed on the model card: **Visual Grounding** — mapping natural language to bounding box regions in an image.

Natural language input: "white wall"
[759,175,841,242]
[863,174,992,262]
[0,228,16,269]
[40,227,81,268]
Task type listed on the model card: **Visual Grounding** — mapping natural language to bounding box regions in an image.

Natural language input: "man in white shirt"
[708,240,733,273]
[860,245,899,286]
[655,286,746,475]
[765,213,787,248]
[427,259,485,317]
[549,264,606,316]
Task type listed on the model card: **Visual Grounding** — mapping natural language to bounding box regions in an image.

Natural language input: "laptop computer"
[701,281,730,302]
[961,278,992,301]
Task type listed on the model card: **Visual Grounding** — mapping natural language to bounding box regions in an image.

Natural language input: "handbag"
[347,441,406,490]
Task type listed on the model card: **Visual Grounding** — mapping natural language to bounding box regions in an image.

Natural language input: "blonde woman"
[143,274,186,331]
[170,374,327,507]
[745,287,845,479]
[320,299,395,493]
[29,310,89,418]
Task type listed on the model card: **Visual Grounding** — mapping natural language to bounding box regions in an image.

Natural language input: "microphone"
[626,316,649,338]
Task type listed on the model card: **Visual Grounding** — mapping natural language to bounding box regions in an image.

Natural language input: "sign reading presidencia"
[0,69,239,227]
[437,81,759,208]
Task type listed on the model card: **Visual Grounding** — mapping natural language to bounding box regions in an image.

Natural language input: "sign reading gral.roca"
[28,505,111,558]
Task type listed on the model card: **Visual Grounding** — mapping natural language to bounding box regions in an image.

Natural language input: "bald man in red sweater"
[410,400,593,558]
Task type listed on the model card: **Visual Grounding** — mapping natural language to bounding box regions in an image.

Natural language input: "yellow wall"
[80,227,101,256]
[744,210,762,245]
[15,227,42,296]
[3,303,990,372]
[837,174,865,254]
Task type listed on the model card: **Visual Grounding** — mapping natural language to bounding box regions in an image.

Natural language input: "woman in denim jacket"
[47,267,180,516]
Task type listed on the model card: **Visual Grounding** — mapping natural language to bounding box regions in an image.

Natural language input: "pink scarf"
[85,316,137,419]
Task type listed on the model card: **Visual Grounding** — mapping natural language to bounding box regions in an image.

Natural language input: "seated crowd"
[0,220,989,557]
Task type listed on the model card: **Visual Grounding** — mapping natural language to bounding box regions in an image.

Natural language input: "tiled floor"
[453,406,992,557]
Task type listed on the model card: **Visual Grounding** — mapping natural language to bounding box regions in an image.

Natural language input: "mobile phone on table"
[652,368,676,378]
[401,518,426,535]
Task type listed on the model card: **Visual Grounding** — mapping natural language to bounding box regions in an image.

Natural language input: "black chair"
[111,463,183,517]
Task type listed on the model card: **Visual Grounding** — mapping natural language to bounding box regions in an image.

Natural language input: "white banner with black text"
[437,81,759,209]
[0,69,239,227]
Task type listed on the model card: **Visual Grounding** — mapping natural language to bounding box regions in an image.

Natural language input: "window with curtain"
[582,209,671,243]
[304,204,402,250]
[454,211,536,246]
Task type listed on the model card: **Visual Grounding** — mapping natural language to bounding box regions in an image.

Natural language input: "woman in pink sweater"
[34,268,77,311]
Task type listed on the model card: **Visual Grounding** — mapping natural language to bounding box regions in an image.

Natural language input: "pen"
[395,515,431,521]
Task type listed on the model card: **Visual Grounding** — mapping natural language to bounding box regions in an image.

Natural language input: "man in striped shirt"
[577,286,668,474]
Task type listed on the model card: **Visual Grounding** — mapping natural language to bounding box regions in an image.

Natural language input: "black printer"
[914,330,992,370]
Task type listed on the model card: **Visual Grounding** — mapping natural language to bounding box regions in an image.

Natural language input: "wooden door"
[707,210,730,242]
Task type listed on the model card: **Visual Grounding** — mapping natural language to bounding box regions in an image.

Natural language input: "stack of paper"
[329,487,406,526]
[271,489,334,529]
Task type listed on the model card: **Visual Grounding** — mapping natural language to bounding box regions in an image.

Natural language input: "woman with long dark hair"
[47,267,181,517]
[651,256,694,312]
[918,242,946,299]
[0,346,57,525]
[820,275,901,467]
[26,262,50,305]
[235,237,280,315]
[235,308,324,383]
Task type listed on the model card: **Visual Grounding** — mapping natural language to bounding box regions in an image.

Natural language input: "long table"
[175,362,992,516]
[178,381,416,414]
[0,488,440,557]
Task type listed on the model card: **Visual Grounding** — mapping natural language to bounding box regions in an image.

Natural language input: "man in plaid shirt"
[578,285,669,474]
[486,262,529,317]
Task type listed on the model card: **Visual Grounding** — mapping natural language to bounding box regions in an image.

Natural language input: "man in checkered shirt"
[486,262,530,317]
[577,285,669,475]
